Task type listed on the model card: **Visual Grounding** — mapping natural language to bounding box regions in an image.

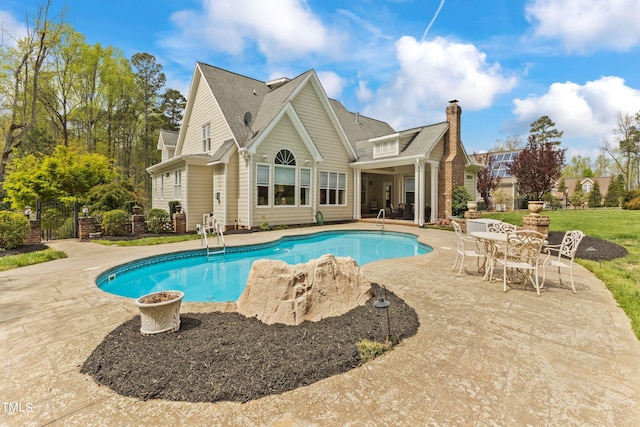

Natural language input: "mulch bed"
[546,231,627,261]
[80,283,419,403]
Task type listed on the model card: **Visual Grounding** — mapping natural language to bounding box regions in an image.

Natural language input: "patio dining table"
[470,231,507,280]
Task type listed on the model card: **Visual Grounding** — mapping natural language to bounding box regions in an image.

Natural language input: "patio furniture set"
[452,220,585,296]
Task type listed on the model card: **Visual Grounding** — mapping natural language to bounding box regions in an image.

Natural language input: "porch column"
[353,168,361,220]
[414,159,425,226]
[429,161,439,223]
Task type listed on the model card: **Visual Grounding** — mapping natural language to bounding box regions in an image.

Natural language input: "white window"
[319,171,347,205]
[300,168,311,206]
[202,123,211,152]
[274,149,296,206]
[156,175,164,199]
[373,139,399,158]
[256,164,270,206]
[174,170,182,199]
[405,177,415,205]
[583,183,593,193]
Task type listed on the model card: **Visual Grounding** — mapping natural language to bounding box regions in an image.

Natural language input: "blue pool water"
[97,230,431,302]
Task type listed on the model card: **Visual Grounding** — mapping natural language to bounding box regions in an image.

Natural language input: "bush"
[357,339,392,363]
[147,208,171,233]
[0,211,30,249]
[102,209,129,236]
[452,186,471,217]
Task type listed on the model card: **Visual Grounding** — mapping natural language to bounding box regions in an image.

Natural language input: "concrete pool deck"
[1,222,640,426]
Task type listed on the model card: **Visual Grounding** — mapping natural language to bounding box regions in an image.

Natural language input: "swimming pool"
[97,230,431,302]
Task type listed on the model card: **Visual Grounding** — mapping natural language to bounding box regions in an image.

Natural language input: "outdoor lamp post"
[373,285,391,341]
[24,206,32,219]
[82,205,89,217]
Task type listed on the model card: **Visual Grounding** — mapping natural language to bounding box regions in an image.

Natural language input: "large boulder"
[237,254,371,325]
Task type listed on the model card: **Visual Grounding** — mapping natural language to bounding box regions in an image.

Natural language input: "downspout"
[353,168,360,220]
[312,161,318,223]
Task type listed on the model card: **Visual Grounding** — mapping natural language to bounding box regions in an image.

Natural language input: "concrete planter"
[135,291,184,335]
[527,200,545,216]
[466,201,478,212]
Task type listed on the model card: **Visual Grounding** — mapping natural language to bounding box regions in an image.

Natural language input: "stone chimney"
[438,100,465,218]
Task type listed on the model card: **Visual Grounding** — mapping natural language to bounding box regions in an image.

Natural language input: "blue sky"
[3,0,640,161]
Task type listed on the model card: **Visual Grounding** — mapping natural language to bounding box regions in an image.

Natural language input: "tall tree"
[38,24,83,146]
[529,115,563,146]
[159,88,186,131]
[593,153,614,177]
[589,180,602,208]
[602,112,640,191]
[475,153,502,210]
[507,135,566,200]
[0,0,63,185]
[492,135,524,152]
[131,53,166,200]
[604,175,626,207]
[562,155,592,178]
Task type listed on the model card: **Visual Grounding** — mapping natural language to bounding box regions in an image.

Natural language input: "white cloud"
[526,0,640,52]
[317,71,345,99]
[356,80,374,103]
[0,10,28,46]
[363,36,518,129]
[512,76,640,140]
[164,0,336,61]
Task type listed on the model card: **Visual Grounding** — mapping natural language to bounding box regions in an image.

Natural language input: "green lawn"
[483,208,640,339]
[0,248,67,272]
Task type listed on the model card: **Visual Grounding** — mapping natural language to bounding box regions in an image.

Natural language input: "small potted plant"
[135,290,185,335]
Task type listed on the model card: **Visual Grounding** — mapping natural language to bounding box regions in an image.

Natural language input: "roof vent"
[265,77,291,90]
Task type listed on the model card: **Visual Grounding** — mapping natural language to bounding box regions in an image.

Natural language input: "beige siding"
[213,165,225,227]
[226,153,239,229]
[186,165,213,231]
[431,138,445,162]
[237,152,249,228]
[464,168,476,201]
[181,76,233,156]
[291,83,353,222]
[252,115,315,226]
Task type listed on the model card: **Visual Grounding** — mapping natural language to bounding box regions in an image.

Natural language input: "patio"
[1,223,640,425]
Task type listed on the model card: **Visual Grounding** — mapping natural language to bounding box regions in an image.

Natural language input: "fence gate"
[36,199,79,241]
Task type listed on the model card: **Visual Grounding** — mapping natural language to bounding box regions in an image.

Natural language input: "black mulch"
[546,231,627,261]
[80,283,419,403]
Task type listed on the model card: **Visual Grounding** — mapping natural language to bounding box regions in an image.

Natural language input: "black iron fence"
[36,199,79,240]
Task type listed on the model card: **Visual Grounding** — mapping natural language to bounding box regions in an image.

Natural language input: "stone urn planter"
[466,201,478,212]
[132,205,143,215]
[135,290,184,335]
[527,200,545,216]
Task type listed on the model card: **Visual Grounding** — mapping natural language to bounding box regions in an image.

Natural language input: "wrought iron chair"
[452,221,486,276]
[490,230,546,295]
[541,230,585,293]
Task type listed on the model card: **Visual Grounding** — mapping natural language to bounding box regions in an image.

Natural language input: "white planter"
[466,201,478,212]
[135,291,184,335]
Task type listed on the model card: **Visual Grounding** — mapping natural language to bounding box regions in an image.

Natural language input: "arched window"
[274,149,296,205]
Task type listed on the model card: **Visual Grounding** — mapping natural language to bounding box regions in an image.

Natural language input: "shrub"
[357,339,392,363]
[168,200,182,215]
[56,217,76,239]
[147,208,171,233]
[452,186,471,217]
[0,211,30,249]
[102,209,129,236]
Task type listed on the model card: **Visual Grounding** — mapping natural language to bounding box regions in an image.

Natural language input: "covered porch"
[352,158,439,226]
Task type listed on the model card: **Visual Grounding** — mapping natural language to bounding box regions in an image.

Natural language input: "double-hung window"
[256,164,270,206]
[319,171,346,205]
[174,170,182,199]
[274,149,296,206]
[202,123,211,152]
[299,168,311,206]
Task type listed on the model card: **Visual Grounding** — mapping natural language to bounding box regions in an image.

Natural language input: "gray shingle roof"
[329,99,395,143]
[159,130,178,147]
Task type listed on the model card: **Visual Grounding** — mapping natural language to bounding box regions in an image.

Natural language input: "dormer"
[370,133,400,159]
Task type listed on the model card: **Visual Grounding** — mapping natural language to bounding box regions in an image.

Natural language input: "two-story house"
[148,62,478,231]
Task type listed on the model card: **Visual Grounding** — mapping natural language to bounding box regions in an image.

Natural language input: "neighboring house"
[148,62,478,231]
[555,177,612,207]
[470,150,521,210]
